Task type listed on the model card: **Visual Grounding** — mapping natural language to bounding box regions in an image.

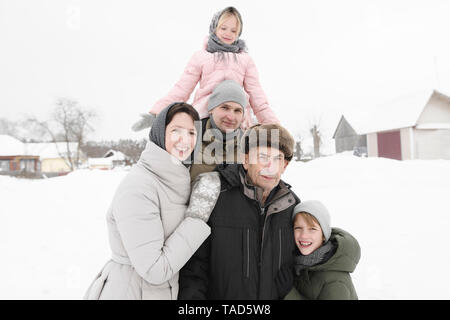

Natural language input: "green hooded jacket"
[285,227,361,300]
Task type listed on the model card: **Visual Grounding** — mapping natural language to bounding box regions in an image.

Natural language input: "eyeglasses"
[257,153,284,165]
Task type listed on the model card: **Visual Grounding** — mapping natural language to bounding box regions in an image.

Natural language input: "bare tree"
[293,131,304,161]
[294,141,303,161]
[0,117,19,139]
[115,139,147,164]
[310,125,321,158]
[308,116,324,159]
[26,98,97,170]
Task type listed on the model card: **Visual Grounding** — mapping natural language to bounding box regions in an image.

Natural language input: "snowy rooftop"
[24,142,79,159]
[341,89,450,135]
[103,149,127,161]
[0,135,27,156]
[0,135,79,159]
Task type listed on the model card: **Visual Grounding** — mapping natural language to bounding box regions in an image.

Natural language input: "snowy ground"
[1,153,450,299]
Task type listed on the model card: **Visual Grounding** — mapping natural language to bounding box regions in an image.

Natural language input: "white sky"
[1,0,450,141]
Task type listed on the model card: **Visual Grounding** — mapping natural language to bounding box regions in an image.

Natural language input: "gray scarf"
[294,241,336,275]
[206,8,247,61]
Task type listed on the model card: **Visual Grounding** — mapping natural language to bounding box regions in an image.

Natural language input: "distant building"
[0,135,40,176]
[88,149,130,170]
[25,142,87,174]
[88,157,113,170]
[332,89,450,160]
[332,116,367,156]
[103,149,129,167]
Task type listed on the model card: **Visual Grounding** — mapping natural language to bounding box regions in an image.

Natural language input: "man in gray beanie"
[189,79,247,181]
[207,79,247,130]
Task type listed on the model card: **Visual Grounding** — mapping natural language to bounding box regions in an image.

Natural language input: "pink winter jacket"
[150,43,279,129]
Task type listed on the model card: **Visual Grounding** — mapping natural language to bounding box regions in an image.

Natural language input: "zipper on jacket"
[260,206,265,216]
[259,191,292,257]
[257,194,290,299]
[279,229,282,269]
[246,228,250,278]
[257,205,265,298]
[259,206,267,259]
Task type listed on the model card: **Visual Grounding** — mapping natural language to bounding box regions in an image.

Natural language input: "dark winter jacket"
[285,228,360,300]
[179,163,300,300]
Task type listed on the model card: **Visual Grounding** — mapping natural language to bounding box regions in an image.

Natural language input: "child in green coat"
[282,200,361,300]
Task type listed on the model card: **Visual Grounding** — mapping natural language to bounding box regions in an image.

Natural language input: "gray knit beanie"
[292,200,332,242]
[207,80,247,112]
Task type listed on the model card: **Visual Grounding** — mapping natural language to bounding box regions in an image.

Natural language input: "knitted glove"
[274,263,294,299]
[131,113,156,131]
[185,172,221,222]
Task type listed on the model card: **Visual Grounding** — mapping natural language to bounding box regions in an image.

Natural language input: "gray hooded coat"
[84,141,211,299]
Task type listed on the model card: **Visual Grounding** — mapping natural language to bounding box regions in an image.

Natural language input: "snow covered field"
[1,153,450,299]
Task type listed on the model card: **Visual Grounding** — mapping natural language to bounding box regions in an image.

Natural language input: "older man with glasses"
[178,123,301,300]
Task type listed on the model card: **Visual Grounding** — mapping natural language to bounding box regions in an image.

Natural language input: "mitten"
[274,263,294,299]
[185,172,221,222]
[131,113,156,131]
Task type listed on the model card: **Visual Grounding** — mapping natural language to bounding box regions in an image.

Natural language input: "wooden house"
[332,116,367,155]
[0,135,40,175]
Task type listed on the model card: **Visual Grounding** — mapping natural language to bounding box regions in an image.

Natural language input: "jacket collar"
[304,228,361,273]
[202,118,243,145]
[138,141,191,198]
[238,166,297,215]
[198,119,242,165]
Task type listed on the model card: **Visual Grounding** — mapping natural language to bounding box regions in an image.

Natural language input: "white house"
[88,149,129,170]
[333,89,450,160]
[24,142,86,173]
